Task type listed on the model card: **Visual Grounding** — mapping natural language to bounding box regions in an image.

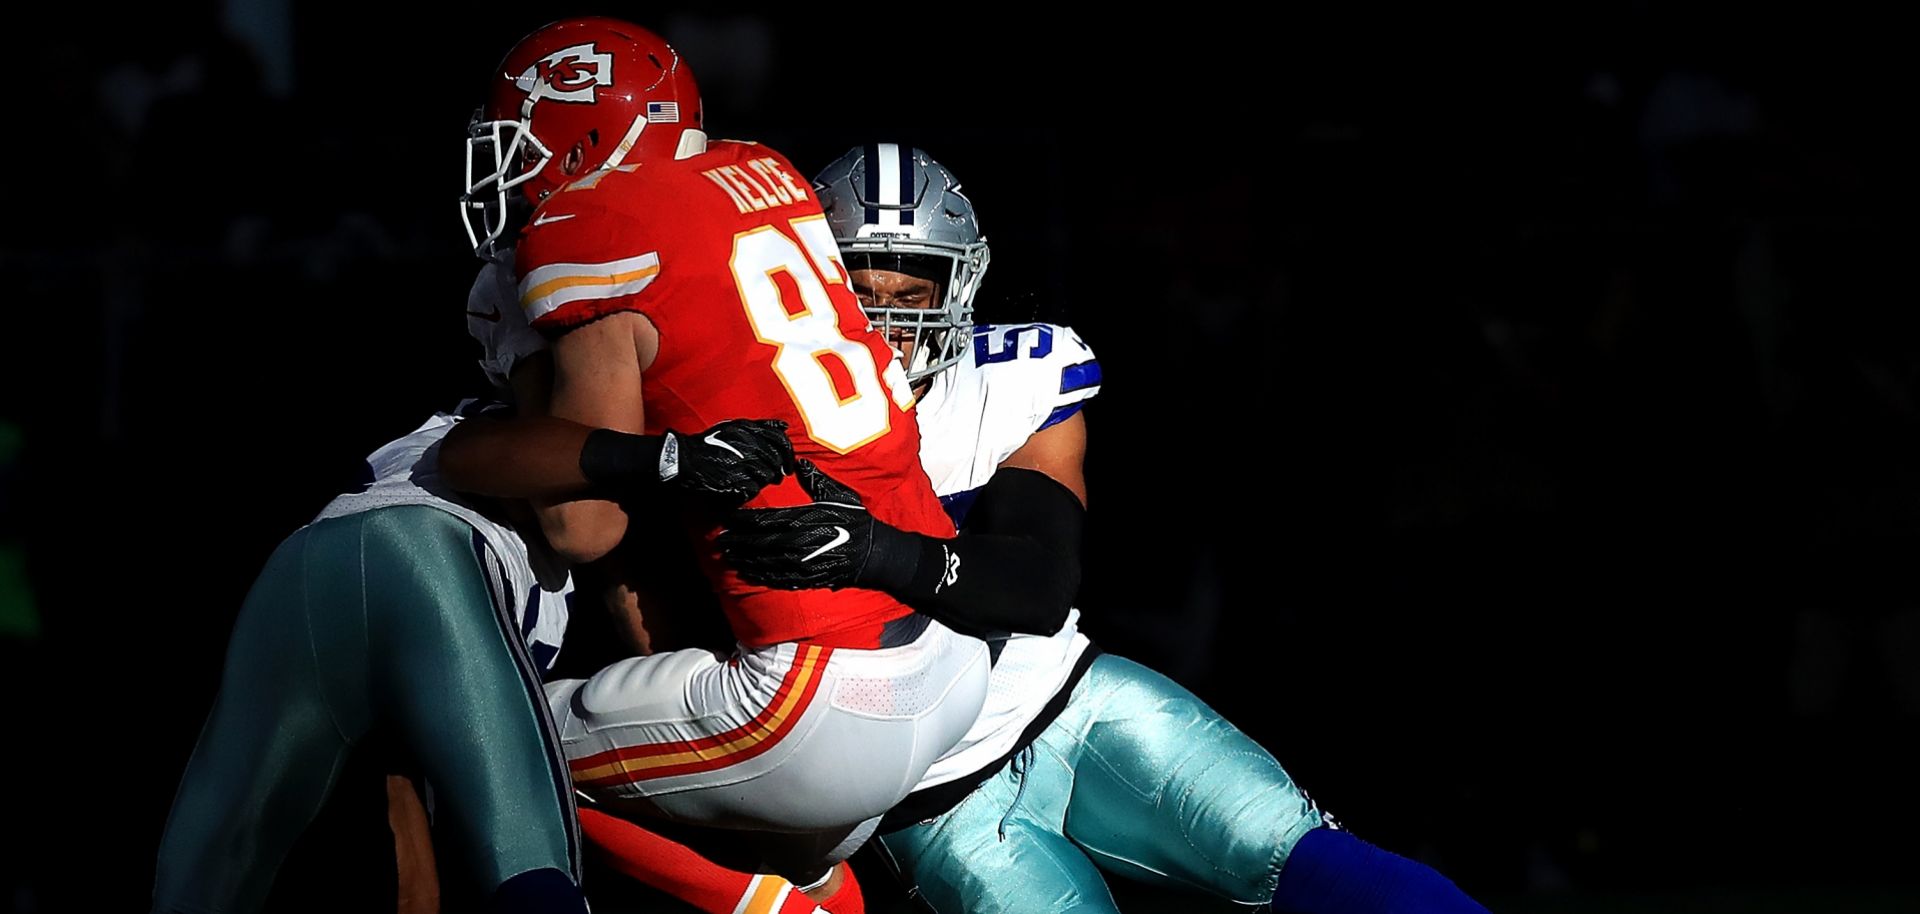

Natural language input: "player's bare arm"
[999,409,1088,507]
[438,414,608,499]
[436,328,630,560]
[524,312,649,562]
[439,313,795,563]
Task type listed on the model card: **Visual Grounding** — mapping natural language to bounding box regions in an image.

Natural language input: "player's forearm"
[440,415,599,498]
[870,529,1080,637]
[867,467,1084,637]
[534,496,629,565]
[441,416,677,501]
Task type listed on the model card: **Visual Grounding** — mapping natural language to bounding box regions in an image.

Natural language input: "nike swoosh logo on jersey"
[532,211,576,226]
[803,527,850,563]
[703,433,745,459]
[466,307,502,322]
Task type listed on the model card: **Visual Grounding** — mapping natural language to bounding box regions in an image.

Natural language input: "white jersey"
[467,249,547,392]
[908,321,1101,790]
[315,410,572,671]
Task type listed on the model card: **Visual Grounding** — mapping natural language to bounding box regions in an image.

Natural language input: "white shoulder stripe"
[518,252,661,320]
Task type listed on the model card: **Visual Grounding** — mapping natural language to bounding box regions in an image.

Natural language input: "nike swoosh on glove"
[717,459,892,589]
[663,418,799,508]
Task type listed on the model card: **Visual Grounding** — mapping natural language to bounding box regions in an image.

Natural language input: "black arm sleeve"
[864,467,1084,638]
[578,427,667,492]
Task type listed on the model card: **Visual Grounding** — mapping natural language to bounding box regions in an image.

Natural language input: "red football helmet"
[463,17,705,254]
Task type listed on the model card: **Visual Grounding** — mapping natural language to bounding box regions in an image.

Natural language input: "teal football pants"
[152,506,577,913]
[880,654,1329,913]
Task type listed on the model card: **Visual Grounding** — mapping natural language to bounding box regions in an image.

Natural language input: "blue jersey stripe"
[530,641,560,673]
[1059,359,1102,394]
[521,584,541,639]
[1040,402,1085,431]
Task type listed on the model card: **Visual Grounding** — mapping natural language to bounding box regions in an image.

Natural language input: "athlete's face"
[849,268,940,367]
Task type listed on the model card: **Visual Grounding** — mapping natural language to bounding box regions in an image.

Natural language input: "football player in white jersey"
[148,386,585,913]
[711,145,1495,914]
[149,343,779,914]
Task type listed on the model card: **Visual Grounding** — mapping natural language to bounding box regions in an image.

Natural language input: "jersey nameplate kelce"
[701,156,813,215]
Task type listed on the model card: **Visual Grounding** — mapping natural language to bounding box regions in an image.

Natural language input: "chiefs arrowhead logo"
[516,43,613,105]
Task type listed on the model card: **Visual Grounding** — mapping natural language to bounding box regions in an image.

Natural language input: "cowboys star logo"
[514,42,613,104]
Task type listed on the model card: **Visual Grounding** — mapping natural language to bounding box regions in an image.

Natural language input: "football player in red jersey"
[490,143,1493,914]
[442,17,997,892]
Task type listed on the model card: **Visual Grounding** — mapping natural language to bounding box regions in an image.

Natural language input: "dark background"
[3,3,1916,911]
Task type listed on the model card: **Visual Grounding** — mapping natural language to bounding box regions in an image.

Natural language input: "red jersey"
[516,140,952,649]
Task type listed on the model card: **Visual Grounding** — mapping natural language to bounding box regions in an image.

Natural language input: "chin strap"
[605,113,649,169]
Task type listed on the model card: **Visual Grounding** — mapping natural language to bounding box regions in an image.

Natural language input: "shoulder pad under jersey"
[513,171,663,335]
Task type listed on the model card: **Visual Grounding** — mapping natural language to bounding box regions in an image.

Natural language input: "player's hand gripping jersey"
[504,147,990,851]
[459,151,995,865]
[515,141,953,649]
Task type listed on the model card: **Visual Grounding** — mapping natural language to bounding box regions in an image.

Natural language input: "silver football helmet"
[814,144,990,382]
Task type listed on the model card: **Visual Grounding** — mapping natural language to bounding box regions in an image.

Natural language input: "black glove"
[661,418,800,506]
[722,463,1081,639]
[717,459,921,590]
[580,418,796,508]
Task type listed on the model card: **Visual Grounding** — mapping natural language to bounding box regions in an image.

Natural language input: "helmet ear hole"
[562,141,587,175]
